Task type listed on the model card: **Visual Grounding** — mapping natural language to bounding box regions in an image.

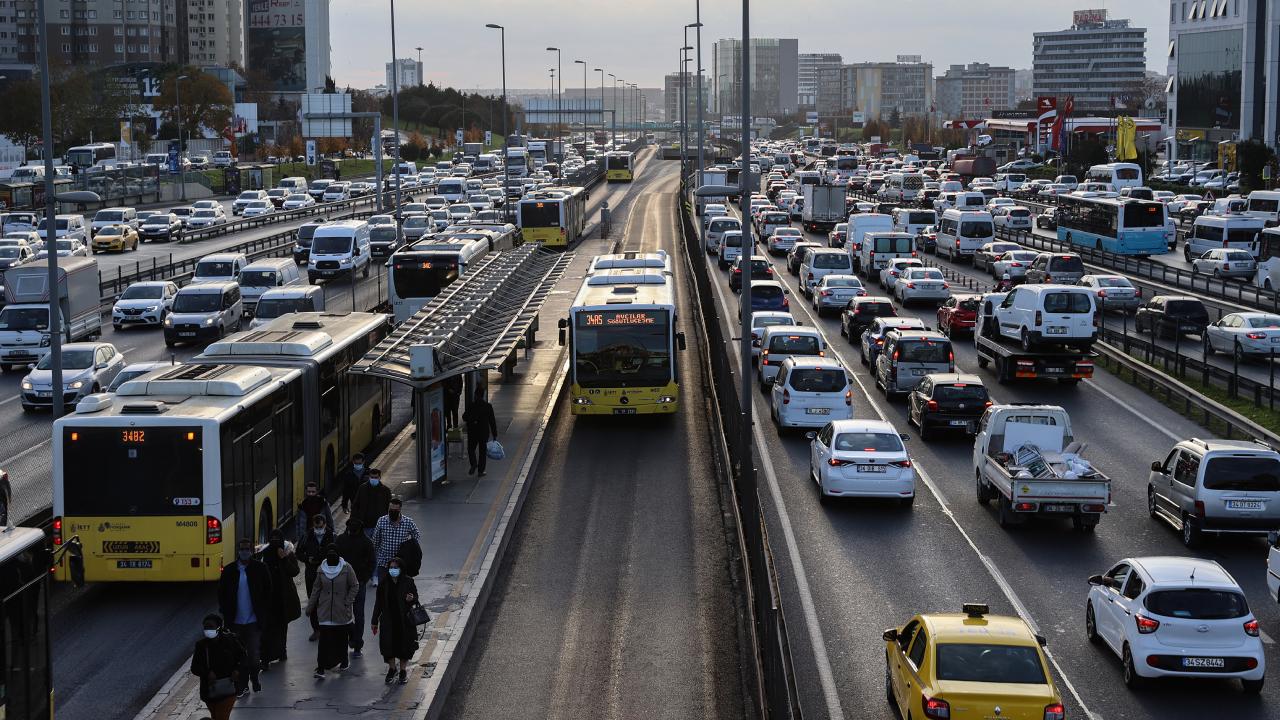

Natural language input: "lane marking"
[1081,380,1181,442]
[0,394,20,407]
[0,438,51,468]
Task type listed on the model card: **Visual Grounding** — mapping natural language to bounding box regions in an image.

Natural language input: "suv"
[1023,253,1086,285]
[840,297,897,342]
[875,329,954,398]
[1148,438,1280,547]
[1135,295,1209,339]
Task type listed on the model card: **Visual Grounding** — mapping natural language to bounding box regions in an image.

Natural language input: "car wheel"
[1242,678,1265,694]
[1184,248,1192,263]
[997,496,1017,529]
[884,654,895,705]
[1147,486,1158,518]
[1020,328,1033,352]
[976,472,992,505]
[1181,512,1201,547]
[1122,644,1146,689]
[113,323,122,331]
[859,347,868,366]
[1086,601,1100,644]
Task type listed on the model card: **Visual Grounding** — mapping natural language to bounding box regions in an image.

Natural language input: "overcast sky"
[331,0,1170,91]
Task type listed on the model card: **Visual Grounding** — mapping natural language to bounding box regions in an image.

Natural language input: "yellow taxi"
[92,224,139,253]
[883,603,1065,720]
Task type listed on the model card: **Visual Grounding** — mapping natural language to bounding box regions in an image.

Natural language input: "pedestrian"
[190,613,245,720]
[371,498,422,581]
[217,538,272,696]
[295,481,334,539]
[338,454,367,514]
[298,513,335,641]
[371,557,420,685]
[442,375,463,431]
[350,468,391,541]
[256,529,301,668]
[462,387,499,477]
[305,544,359,678]
[335,516,376,657]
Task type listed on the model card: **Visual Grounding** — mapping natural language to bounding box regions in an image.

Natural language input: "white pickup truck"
[973,404,1111,531]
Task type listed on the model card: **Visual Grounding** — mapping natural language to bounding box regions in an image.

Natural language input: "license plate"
[912,368,928,375]
[1046,327,1067,334]
[1271,337,1280,344]
[612,408,637,415]
[178,331,196,337]
[1182,657,1226,669]
[1042,504,1075,513]
[1226,500,1264,510]
[806,408,830,415]
[35,391,50,397]
[949,420,971,427]
[116,559,153,569]
[858,465,887,473]
[1042,366,1065,374]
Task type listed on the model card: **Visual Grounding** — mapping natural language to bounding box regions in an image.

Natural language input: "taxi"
[91,224,139,253]
[883,604,1064,720]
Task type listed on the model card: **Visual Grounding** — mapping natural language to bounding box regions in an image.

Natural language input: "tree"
[152,69,234,148]
[1116,76,1166,115]
[1236,139,1275,193]
[0,79,41,154]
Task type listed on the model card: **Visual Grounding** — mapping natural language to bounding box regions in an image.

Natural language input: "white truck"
[973,404,1111,531]
[0,257,102,371]
[696,169,729,214]
[801,184,846,234]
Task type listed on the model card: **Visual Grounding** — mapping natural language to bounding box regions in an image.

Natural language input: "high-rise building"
[935,63,1016,118]
[1,0,183,68]
[244,0,329,95]
[839,56,933,122]
[713,37,798,118]
[798,52,842,109]
[1033,9,1146,111]
[664,72,709,124]
[386,58,422,90]
[186,0,244,67]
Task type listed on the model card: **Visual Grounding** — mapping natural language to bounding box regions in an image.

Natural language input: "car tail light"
[984,400,993,407]
[955,238,961,247]
[52,517,62,546]
[828,458,852,467]
[766,267,774,275]
[1135,287,1142,297]
[1246,332,1266,340]
[906,283,916,289]
[845,390,852,406]
[782,297,789,308]
[943,282,950,289]
[1035,310,1043,326]
[1044,703,1066,720]
[922,695,950,719]
[1245,619,1260,637]
[1097,289,1107,298]
[890,270,899,277]
[782,389,791,405]
[1015,502,1036,512]
[926,400,938,411]
[890,459,913,468]
[1194,500,1206,518]
[206,516,223,545]
[1045,275,1053,282]
[1135,614,1160,634]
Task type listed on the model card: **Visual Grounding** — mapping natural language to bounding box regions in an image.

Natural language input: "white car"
[1203,312,1280,359]
[36,239,88,259]
[112,280,178,330]
[989,250,1040,281]
[322,183,351,203]
[991,205,1033,231]
[750,311,795,359]
[1086,556,1263,692]
[232,190,269,215]
[1080,274,1141,314]
[770,356,854,429]
[879,258,924,291]
[807,419,914,506]
[282,193,315,210]
[986,197,1017,211]
[894,267,950,306]
[1038,183,1072,199]
[764,227,803,255]
[241,200,273,218]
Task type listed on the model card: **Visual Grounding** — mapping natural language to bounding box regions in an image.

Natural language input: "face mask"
[314,528,326,537]
[203,629,218,639]
[388,568,401,579]
[353,464,364,473]
[369,477,380,486]
[326,553,340,564]
[388,511,401,521]
[237,549,252,562]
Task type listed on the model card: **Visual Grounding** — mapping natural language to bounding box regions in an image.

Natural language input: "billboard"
[1073,9,1107,26]
[247,0,307,93]
[301,93,352,138]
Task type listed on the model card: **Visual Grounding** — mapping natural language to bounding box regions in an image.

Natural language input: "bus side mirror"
[557,318,567,346]
[676,332,687,351]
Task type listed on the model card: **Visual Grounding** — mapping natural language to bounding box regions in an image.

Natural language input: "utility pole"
[486,24,509,222]
[695,5,705,247]
[37,0,63,417]
[390,0,403,250]
[738,2,754,501]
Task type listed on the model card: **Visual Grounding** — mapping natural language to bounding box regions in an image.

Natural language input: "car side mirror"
[804,431,817,440]
[1035,634,1048,647]
[882,628,898,642]
[1087,574,1106,586]
[1150,461,1164,473]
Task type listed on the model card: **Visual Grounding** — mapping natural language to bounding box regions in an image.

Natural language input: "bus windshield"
[607,155,631,170]
[62,427,204,516]
[1123,202,1165,228]
[394,256,459,299]
[520,202,560,228]
[573,309,671,388]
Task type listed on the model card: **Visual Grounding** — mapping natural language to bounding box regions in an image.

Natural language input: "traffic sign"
[305,140,317,166]
[455,128,464,145]
[484,130,492,147]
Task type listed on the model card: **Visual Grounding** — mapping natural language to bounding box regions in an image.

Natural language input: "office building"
[1,0,183,68]
[1033,9,1147,111]
[713,37,798,118]
[935,63,1016,118]
[839,56,933,122]
[664,72,709,124]
[186,0,244,67]
[798,52,842,109]
[386,58,422,90]
[244,0,329,95]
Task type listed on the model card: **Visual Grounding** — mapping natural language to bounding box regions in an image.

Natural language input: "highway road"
[706,194,1280,719]
[441,160,747,720]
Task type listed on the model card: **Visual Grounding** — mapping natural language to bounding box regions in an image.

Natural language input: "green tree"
[0,79,41,154]
[152,69,234,148]
[1236,139,1275,193]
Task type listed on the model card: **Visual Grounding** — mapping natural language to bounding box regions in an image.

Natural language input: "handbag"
[485,439,505,460]
[204,645,236,701]
[408,602,431,626]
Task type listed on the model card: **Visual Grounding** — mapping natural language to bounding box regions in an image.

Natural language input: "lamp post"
[548,68,556,137]
[595,67,605,143]
[738,0,754,506]
[574,60,587,148]
[680,45,693,179]
[389,0,403,246]
[415,47,423,85]
[36,0,64,416]
[610,75,620,145]
[546,47,561,154]
[694,10,705,191]
[175,74,189,201]
[485,24,509,222]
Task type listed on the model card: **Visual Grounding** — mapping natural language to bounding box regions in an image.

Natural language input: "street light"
[609,73,619,145]
[485,24,510,221]
[595,67,606,145]
[692,10,706,197]
[389,0,404,250]
[415,46,423,85]
[175,74,189,201]
[574,60,587,147]
[548,68,556,137]
[546,47,561,153]
[679,46,693,178]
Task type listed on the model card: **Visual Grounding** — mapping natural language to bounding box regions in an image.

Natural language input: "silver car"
[1149,438,1280,547]
[1080,274,1140,314]
[20,342,125,411]
[810,275,866,315]
[1191,248,1257,279]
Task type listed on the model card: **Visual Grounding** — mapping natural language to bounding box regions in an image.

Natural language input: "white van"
[954,192,987,210]
[191,252,249,285]
[307,220,372,281]
[437,178,467,203]
[892,208,936,237]
[769,356,854,429]
[278,176,308,193]
[248,285,326,329]
[1186,214,1265,262]
[992,284,1098,350]
[845,213,894,272]
[91,207,139,236]
[858,231,915,279]
[757,324,827,386]
[238,257,304,315]
[881,172,924,203]
[718,230,745,269]
[1246,190,1280,225]
[936,209,994,263]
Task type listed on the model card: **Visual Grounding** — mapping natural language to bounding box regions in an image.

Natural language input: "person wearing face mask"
[337,453,367,514]
[335,517,376,656]
[305,544,359,679]
[298,514,336,641]
[190,613,246,720]
[372,497,422,582]
[370,557,420,684]
[217,538,272,696]
[350,467,391,541]
[256,528,301,668]
[295,481,335,541]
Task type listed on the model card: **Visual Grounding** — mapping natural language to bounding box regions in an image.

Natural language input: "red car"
[936,294,980,337]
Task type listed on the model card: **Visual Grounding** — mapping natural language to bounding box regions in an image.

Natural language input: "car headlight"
[21,380,32,390]
[68,380,84,390]
[203,317,215,326]
[39,335,50,348]
[164,315,173,326]
[145,305,158,312]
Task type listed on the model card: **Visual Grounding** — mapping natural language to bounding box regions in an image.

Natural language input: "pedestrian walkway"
[134,286,575,719]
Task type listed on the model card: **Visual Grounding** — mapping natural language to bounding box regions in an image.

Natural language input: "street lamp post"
[389,0,403,248]
[609,74,619,145]
[36,0,63,416]
[546,47,561,156]
[738,0,754,505]
[415,46,423,85]
[548,69,556,137]
[680,45,693,180]
[574,60,587,149]
[485,24,509,222]
[175,74,189,201]
[694,9,705,193]
[595,67,605,143]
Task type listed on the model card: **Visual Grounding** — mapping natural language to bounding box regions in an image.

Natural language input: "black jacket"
[295,495,335,539]
[463,399,498,441]
[338,466,366,504]
[190,631,245,702]
[216,559,273,626]
[297,528,336,571]
[351,481,392,529]
[335,530,376,583]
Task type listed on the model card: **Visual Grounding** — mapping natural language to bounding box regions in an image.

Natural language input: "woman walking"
[257,528,301,668]
[190,613,245,720]
[371,557,420,684]
[305,544,359,678]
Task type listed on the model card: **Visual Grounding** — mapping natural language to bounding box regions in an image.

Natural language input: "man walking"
[462,387,498,477]
[335,517,376,656]
[337,454,367,514]
[217,538,272,696]
[443,375,463,431]
[295,482,334,540]
[350,468,391,541]
[371,498,422,581]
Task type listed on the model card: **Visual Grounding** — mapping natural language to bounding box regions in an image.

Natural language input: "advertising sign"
[305,139,317,166]
[851,111,866,125]
[247,0,306,93]
[1073,9,1107,26]
[455,128,464,145]
[427,386,446,482]
[167,147,179,174]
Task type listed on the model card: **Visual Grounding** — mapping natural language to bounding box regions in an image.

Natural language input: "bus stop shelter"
[351,244,572,497]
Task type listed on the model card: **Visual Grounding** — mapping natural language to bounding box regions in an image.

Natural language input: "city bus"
[558,257,686,415]
[65,142,118,170]
[605,151,634,182]
[1085,162,1143,190]
[51,312,391,582]
[1056,194,1168,256]
[0,526,54,720]
[518,187,587,249]
[389,224,518,323]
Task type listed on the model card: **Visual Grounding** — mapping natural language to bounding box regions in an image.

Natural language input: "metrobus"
[51,312,391,582]
[389,225,518,323]
[559,256,686,415]
[1056,194,1168,256]
[1085,162,1143,190]
[518,187,587,249]
[65,142,118,170]
[605,151,634,182]
[0,526,54,719]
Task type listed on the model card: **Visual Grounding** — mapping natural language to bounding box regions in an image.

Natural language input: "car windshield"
[38,348,94,370]
[238,192,259,200]
[96,211,124,221]
[1202,456,1280,491]
[195,261,233,278]
[1145,589,1249,619]
[193,210,217,218]
[788,368,846,392]
[935,644,1047,684]
[753,316,792,329]
[854,302,896,317]
[121,285,164,300]
[814,254,850,269]
[1095,277,1132,288]
[833,432,903,452]
[311,235,353,254]
[255,297,310,318]
[908,269,944,280]
[404,217,431,228]
[370,227,398,243]
[1043,292,1092,313]
[172,292,221,313]
[0,307,47,330]
[0,248,21,259]
[239,270,278,287]
[55,240,77,251]
[897,340,951,362]
[287,194,309,202]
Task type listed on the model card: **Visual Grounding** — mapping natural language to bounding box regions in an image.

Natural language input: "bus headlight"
[572,397,593,405]
[658,396,676,404]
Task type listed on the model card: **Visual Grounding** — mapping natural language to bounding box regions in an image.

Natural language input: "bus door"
[228,428,260,543]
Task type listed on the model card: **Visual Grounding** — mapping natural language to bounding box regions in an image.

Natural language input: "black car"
[840,297,897,342]
[1135,295,1210,339]
[293,221,322,265]
[914,225,938,254]
[730,255,774,292]
[907,373,990,440]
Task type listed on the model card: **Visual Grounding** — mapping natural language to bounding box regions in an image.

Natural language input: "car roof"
[921,613,1039,646]
[828,418,895,433]
[1129,556,1238,589]
[925,372,982,385]
[781,355,844,369]
[62,342,108,351]
[179,281,237,293]
[751,280,784,288]
[762,324,819,336]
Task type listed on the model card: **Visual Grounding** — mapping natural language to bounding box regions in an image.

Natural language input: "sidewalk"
[135,284,576,719]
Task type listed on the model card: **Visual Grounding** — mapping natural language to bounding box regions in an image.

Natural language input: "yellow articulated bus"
[52,312,390,583]
[559,253,686,415]
[605,150,634,181]
[0,526,54,719]
[517,187,586,249]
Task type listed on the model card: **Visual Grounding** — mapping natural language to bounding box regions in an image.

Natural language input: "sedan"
[913,225,938,254]
[266,188,290,207]
[1080,274,1141,314]
[989,250,1040,282]
[0,245,34,270]
[1204,312,1280,359]
[972,241,1022,273]
[729,255,774,292]
[241,200,274,218]
[36,239,88,259]
[1038,183,1071,199]
[1035,207,1059,230]
[764,227,803,256]
[894,267,950,306]
[827,223,847,248]
[185,209,226,229]
[810,275,866,316]
[321,183,351,202]
[139,213,183,242]
[807,419,914,505]
[21,342,125,411]
[91,225,139,253]
[282,193,316,210]
[1191,249,1257,279]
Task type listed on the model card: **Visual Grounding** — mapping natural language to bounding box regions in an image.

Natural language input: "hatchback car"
[1135,296,1210,339]
[747,280,789,313]
[840,297,897,342]
[807,419,914,505]
[764,227,803,256]
[936,294,979,337]
[1191,249,1257,280]
[769,356,853,429]
[787,242,823,275]
[1204,312,1280,359]
[860,316,927,367]
[758,324,824,386]
[907,373,989,438]
[1086,556,1264,692]
[989,250,1040,282]
[879,258,924,291]
[20,342,125,411]
[1024,253,1086,285]
[729,255,774,292]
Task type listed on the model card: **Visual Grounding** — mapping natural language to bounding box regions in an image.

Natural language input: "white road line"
[0,394,20,407]
[0,438,50,468]
[1081,380,1182,443]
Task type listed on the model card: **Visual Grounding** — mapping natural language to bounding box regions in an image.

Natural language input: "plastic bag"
[486,440,505,460]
